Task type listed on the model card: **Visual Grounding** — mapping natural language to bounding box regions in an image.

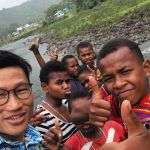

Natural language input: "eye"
[121,69,132,75]
[0,90,7,99]
[102,76,114,83]
[15,85,30,94]
[65,79,70,84]
[16,88,28,93]
[56,80,63,85]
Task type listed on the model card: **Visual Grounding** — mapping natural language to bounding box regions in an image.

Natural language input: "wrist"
[33,49,40,55]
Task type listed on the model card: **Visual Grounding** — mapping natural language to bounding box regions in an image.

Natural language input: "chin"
[2,120,28,138]
[1,126,26,140]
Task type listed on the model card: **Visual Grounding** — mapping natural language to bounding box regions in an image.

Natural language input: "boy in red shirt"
[90,38,150,130]
[65,91,125,150]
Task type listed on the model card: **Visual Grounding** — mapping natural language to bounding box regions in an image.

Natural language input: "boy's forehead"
[98,47,140,68]
[79,47,93,53]
[67,57,77,64]
[48,71,69,79]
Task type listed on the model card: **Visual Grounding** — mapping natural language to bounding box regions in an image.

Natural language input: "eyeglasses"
[0,83,32,106]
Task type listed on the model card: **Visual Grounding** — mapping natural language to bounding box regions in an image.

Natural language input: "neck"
[45,94,62,108]
[81,126,101,139]
[87,62,96,70]
[0,132,25,142]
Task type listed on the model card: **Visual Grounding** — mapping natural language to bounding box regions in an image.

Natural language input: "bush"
[75,0,104,10]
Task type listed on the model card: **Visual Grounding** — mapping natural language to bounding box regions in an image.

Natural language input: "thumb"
[121,100,145,137]
[88,75,102,98]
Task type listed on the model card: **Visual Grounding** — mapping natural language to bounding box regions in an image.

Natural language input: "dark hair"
[78,65,92,76]
[68,90,91,112]
[76,41,94,56]
[97,38,144,64]
[61,55,77,69]
[0,50,32,81]
[39,61,66,83]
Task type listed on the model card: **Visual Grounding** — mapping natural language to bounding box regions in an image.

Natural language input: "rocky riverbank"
[41,5,150,56]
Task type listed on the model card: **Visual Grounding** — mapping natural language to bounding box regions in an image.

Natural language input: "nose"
[113,75,126,90]
[6,93,22,110]
[85,55,90,60]
[63,82,71,90]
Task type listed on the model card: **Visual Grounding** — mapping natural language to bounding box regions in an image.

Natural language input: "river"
[0,36,150,105]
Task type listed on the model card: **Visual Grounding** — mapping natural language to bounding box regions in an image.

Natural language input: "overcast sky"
[0,0,28,10]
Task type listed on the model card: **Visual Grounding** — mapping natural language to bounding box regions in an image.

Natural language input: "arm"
[32,49,46,68]
[29,37,46,68]
[88,74,111,127]
[102,100,150,150]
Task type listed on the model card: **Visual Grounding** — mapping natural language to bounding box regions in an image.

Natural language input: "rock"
[41,8,150,55]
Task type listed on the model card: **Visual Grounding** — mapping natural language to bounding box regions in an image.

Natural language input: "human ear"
[143,59,150,77]
[41,82,49,93]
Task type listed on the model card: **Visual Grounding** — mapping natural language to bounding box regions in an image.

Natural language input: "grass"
[38,0,150,39]
[1,0,149,46]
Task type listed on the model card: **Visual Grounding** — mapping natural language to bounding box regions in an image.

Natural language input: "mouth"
[86,60,93,65]
[5,112,27,125]
[65,89,71,94]
[117,89,134,99]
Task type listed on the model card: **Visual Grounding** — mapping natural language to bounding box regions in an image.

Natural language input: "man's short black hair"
[39,61,66,83]
[76,41,94,56]
[78,65,92,76]
[61,55,76,69]
[68,90,91,112]
[97,38,144,64]
[0,50,32,81]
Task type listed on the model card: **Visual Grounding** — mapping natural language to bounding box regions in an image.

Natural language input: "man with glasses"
[0,50,42,149]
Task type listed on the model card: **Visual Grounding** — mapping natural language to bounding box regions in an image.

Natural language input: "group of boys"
[0,38,149,150]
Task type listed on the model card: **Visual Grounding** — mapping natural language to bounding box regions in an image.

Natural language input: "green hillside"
[0,0,61,27]
[39,0,150,39]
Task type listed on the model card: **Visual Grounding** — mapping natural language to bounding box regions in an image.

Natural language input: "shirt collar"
[0,125,42,146]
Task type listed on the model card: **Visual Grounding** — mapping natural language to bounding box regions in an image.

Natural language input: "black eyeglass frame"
[0,83,33,106]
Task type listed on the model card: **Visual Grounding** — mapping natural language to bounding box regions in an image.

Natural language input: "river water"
[1,36,150,105]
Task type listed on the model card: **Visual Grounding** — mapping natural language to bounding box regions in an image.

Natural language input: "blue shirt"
[0,125,42,150]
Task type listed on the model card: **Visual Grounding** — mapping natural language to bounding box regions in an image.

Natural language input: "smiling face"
[44,72,71,100]
[98,47,150,105]
[0,67,33,140]
[78,47,96,66]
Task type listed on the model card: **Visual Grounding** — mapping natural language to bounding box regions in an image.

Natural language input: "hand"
[43,119,63,150]
[88,75,99,92]
[30,108,47,126]
[46,48,59,61]
[89,75,111,127]
[29,37,41,52]
[102,100,150,150]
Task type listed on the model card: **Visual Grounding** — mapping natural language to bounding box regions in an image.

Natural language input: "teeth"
[11,115,20,120]
[9,113,24,120]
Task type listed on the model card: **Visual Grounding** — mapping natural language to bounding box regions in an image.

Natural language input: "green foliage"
[39,0,150,39]
[0,23,20,36]
[45,4,64,23]
[0,0,62,37]
[75,0,100,10]
[0,0,62,27]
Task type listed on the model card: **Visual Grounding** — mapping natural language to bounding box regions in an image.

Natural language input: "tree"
[45,4,64,23]
[71,0,97,10]
[65,0,105,11]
